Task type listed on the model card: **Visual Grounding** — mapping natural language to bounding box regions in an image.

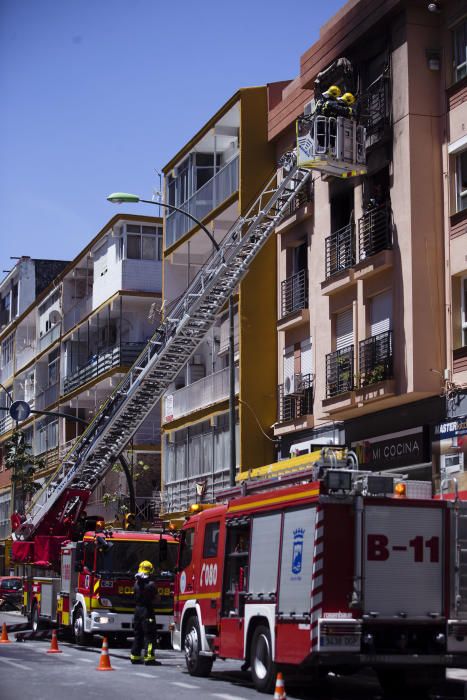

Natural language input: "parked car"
[0,577,23,609]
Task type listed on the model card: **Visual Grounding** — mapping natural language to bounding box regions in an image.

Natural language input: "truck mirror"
[159,538,168,564]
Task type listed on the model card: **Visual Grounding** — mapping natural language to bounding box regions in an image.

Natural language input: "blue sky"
[0,0,346,275]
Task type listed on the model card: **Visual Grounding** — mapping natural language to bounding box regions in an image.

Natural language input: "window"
[454,20,467,82]
[126,224,162,261]
[457,151,467,212]
[179,527,195,570]
[1,333,14,368]
[48,348,60,385]
[462,277,467,347]
[203,521,220,558]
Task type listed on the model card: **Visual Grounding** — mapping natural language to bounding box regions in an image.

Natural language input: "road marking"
[79,658,94,663]
[171,681,200,689]
[213,695,247,700]
[134,672,159,679]
[0,657,32,671]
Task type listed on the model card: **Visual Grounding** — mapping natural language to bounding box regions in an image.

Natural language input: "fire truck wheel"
[184,616,213,677]
[31,603,43,632]
[250,624,276,693]
[72,606,92,646]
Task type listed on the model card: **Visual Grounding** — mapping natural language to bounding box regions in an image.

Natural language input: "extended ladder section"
[16,164,313,540]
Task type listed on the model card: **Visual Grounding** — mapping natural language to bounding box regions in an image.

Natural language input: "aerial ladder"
[13,161,315,542]
[13,60,368,544]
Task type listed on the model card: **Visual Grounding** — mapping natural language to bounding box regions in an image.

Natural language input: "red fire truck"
[15,527,178,644]
[173,468,467,695]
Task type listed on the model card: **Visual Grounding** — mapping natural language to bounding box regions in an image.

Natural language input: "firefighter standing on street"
[130,560,160,665]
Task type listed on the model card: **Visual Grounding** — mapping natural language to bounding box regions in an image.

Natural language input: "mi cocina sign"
[352,428,425,469]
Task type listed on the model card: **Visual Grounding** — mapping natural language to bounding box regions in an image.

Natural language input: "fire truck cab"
[173,470,467,695]
[20,529,178,645]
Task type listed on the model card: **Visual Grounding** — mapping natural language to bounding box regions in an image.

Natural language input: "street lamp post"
[107,192,237,489]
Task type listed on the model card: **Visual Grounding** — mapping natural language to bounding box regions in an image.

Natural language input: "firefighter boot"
[144,642,161,666]
[130,654,143,665]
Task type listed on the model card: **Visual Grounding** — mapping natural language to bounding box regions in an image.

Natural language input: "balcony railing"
[278,373,313,423]
[35,381,60,411]
[165,366,239,422]
[325,223,355,279]
[358,203,392,260]
[361,71,391,142]
[326,345,354,398]
[166,155,239,248]
[359,330,393,387]
[62,341,145,395]
[281,269,308,318]
[38,324,61,354]
[63,296,93,333]
[0,413,13,436]
[282,177,313,218]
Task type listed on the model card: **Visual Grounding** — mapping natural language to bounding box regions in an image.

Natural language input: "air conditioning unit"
[304,99,315,116]
[442,452,464,475]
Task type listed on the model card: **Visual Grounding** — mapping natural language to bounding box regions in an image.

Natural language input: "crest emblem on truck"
[292,528,305,575]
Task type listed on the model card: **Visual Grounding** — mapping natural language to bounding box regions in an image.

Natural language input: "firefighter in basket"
[129,560,160,666]
[314,84,341,117]
[337,91,356,118]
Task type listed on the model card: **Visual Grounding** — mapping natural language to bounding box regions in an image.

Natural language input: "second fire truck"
[172,464,467,696]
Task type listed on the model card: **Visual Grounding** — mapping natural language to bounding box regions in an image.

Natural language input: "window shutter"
[283,346,295,395]
[300,339,313,377]
[370,291,392,336]
[336,308,353,350]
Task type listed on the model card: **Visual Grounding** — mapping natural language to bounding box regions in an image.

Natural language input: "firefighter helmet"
[323,85,341,99]
[138,560,154,575]
[340,92,356,105]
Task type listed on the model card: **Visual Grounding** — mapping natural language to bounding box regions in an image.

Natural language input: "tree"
[4,430,44,512]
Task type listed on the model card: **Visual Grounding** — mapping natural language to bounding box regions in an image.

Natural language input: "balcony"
[164,366,239,422]
[358,204,392,261]
[35,381,60,411]
[326,345,354,398]
[38,324,61,354]
[278,373,313,423]
[361,71,391,147]
[166,155,239,248]
[62,341,145,395]
[280,270,308,319]
[0,360,13,384]
[282,178,313,219]
[325,223,355,280]
[16,345,36,372]
[63,296,92,333]
[359,330,393,387]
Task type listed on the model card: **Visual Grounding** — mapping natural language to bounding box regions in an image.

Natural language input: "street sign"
[9,400,31,422]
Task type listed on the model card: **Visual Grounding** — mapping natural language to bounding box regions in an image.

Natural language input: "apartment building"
[268,0,467,488]
[0,214,163,568]
[161,87,277,515]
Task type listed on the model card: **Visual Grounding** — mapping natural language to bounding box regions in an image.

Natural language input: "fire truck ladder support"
[17,163,312,540]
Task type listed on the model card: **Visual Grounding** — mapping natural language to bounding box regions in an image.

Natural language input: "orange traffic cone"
[0,622,11,644]
[96,636,114,671]
[273,671,287,700]
[46,628,62,654]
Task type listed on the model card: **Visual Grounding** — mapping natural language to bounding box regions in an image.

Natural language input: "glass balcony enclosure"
[165,366,239,422]
[165,103,240,248]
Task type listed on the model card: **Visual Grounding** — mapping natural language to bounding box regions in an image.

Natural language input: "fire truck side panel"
[277,507,316,616]
[363,503,443,617]
[321,504,355,616]
[275,623,312,664]
[249,513,281,599]
[219,617,245,659]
